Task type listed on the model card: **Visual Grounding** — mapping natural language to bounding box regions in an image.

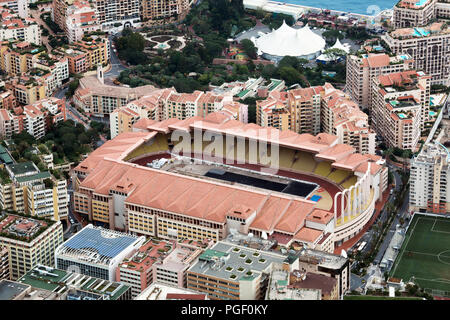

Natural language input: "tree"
[261,64,277,79]
[322,48,347,61]
[241,39,257,60]
[278,66,302,86]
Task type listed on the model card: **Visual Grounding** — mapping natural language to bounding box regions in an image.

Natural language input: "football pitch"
[390,214,450,295]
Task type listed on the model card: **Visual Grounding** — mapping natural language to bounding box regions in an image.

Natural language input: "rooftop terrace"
[120,238,172,272]
[0,212,53,242]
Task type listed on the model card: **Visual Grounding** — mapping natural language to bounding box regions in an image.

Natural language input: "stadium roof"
[254,22,325,57]
[56,225,141,266]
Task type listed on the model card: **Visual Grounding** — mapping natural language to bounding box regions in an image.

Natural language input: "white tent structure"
[316,38,351,63]
[253,21,326,62]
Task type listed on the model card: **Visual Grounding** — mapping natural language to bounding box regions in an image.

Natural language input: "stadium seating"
[291,151,316,172]
[341,176,357,189]
[278,147,296,170]
[314,161,332,177]
[124,134,169,160]
[328,169,351,184]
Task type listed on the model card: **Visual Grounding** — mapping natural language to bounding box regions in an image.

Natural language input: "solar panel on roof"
[64,227,137,259]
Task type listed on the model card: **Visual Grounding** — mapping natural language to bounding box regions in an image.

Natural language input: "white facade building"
[55,225,146,281]
[410,141,450,213]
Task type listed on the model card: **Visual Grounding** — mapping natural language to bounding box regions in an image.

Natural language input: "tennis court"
[390,214,450,295]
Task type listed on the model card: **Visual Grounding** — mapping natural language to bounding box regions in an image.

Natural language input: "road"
[349,163,408,291]
[105,33,129,80]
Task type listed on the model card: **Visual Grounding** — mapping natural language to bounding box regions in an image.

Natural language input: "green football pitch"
[390,214,450,295]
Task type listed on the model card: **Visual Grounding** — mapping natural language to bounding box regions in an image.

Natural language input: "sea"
[280,0,397,15]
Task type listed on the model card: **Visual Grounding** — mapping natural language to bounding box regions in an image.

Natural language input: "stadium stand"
[124,134,169,161]
[291,151,316,172]
[278,147,295,169]
[341,176,357,189]
[328,169,351,184]
[314,161,333,177]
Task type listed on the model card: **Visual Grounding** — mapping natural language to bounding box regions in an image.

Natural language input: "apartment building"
[0,41,43,76]
[0,212,64,279]
[65,0,101,43]
[72,37,110,68]
[152,240,205,288]
[187,241,296,300]
[393,0,438,28]
[0,89,16,110]
[410,141,450,213]
[90,0,140,29]
[33,54,69,95]
[55,225,146,281]
[63,49,88,74]
[116,238,174,298]
[53,37,110,74]
[257,87,324,134]
[0,109,19,139]
[265,265,339,300]
[0,8,40,45]
[393,0,450,29]
[265,267,321,300]
[256,83,375,154]
[1,161,69,220]
[345,53,414,109]
[256,91,292,131]
[296,249,350,298]
[52,0,71,31]
[7,74,48,105]
[140,0,190,25]
[0,245,9,280]
[74,67,157,116]
[0,0,28,19]
[382,22,450,85]
[109,88,249,138]
[371,70,431,150]
[2,97,67,139]
[321,83,376,155]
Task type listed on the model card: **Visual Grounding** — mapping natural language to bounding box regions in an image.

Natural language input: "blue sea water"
[280,0,397,15]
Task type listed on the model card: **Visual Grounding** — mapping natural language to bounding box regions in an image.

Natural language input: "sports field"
[390,214,450,295]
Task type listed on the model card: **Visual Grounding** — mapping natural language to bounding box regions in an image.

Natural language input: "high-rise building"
[382,22,450,85]
[371,70,431,150]
[256,83,375,154]
[320,83,376,155]
[0,7,40,45]
[410,141,450,214]
[65,0,101,43]
[140,0,190,25]
[393,0,450,29]
[0,161,69,221]
[345,53,414,109]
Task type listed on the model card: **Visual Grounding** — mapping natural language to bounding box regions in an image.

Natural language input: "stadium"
[72,114,388,253]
